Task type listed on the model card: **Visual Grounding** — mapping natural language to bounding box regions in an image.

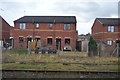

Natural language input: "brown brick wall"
[11,23,77,51]
[1,17,10,41]
[92,20,104,40]
[92,19,120,51]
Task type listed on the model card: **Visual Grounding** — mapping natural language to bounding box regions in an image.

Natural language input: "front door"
[56,38,61,50]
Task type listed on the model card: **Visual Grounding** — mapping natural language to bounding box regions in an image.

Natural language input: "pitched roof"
[14,16,77,23]
[96,18,119,26]
[0,16,11,27]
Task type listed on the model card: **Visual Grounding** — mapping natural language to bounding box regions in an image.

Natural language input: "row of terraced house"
[0,16,120,52]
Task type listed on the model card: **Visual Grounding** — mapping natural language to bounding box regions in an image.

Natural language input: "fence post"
[58,41,60,54]
[117,43,119,57]
[97,44,100,57]
[28,41,31,55]
[87,43,89,54]
[0,41,3,50]
[11,38,14,49]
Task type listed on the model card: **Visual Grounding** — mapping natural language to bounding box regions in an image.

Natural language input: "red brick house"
[92,18,120,52]
[11,16,77,51]
[0,16,11,44]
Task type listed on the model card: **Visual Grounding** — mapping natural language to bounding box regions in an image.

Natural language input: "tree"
[88,36,97,57]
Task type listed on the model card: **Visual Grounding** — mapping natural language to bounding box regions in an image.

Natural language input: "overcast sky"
[0,0,119,35]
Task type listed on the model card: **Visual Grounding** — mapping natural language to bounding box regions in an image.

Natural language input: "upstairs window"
[49,24,53,29]
[65,39,70,45]
[107,40,112,45]
[47,38,52,45]
[19,37,24,43]
[64,24,70,30]
[36,23,40,29]
[108,26,114,32]
[20,23,26,29]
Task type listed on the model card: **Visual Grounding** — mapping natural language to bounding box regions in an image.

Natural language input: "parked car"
[63,46,72,51]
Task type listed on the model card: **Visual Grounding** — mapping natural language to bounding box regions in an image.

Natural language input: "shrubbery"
[88,36,97,57]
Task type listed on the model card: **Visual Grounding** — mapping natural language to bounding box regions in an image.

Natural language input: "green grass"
[2,63,120,71]
[2,50,27,54]
[2,50,120,71]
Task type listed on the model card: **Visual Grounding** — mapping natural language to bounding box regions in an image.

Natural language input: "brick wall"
[1,17,10,41]
[11,23,77,51]
[92,19,120,51]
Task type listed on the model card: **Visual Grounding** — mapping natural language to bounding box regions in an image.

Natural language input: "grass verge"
[2,50,120,71]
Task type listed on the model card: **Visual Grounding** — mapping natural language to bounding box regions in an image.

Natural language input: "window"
[35,38,40,41]
[49,24,53,29]
[19,37,24,43]
[65,39,70,45]
[27,38,32,42]
[107,40,112,45]
[47,38,52,45]
[20,23,26,29]
[108,26,114,32]
[64,24,70,30]
[36,23,40,29]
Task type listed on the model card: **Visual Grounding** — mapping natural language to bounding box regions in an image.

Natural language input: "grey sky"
[0,0,119,34]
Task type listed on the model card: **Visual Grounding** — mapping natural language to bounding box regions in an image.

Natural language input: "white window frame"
[64,24,70,30]
[36,23,40,29]
[107,40,112,45]
[49,24,53,29]
[20,23,26,29]
[108,26,114,32]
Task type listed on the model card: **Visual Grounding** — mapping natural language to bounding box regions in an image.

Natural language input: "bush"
[88,36,97,57]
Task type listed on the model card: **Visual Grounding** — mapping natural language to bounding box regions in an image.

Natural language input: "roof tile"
[14,16,77,23]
